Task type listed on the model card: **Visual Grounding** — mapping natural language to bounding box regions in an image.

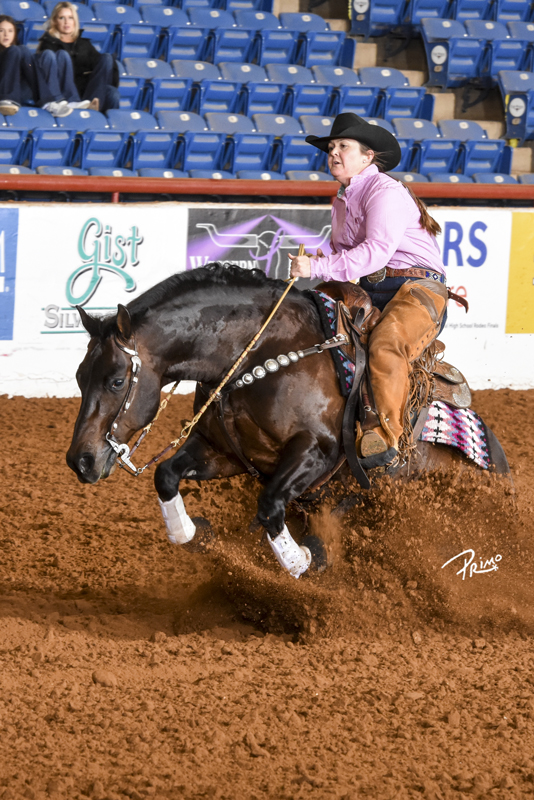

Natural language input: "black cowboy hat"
[305,112,401,172]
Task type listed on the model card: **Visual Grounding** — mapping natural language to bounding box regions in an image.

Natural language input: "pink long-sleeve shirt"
[310,164,446,282]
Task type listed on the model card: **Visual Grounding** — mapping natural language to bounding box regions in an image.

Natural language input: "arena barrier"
[1,202,533,396]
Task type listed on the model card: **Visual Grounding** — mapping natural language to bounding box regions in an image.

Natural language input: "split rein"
[106,254,320,477]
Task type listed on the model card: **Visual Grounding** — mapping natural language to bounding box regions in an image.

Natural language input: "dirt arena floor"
[1,388,534,800]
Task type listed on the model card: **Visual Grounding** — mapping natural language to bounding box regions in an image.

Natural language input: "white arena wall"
[1,202,533,397]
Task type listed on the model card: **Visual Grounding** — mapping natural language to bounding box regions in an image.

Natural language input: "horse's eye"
[111,378,125,390]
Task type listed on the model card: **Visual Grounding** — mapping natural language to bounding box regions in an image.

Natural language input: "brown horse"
[67,265,509,578]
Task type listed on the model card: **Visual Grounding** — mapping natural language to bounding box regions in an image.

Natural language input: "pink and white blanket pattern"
[419,401,490,470]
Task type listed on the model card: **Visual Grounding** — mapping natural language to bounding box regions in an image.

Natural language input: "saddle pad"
[419,401,491,470]
[305,289,355,397]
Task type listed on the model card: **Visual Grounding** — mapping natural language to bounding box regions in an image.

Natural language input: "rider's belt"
[364,267,446,285]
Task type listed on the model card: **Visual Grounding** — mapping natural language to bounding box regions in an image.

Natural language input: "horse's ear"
[76,305,100,338]
[116,303,132,343]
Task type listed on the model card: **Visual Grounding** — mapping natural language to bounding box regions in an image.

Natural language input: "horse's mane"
[96,263,292,337]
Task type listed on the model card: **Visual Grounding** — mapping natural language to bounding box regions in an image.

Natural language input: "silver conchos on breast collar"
[234,334,347,389]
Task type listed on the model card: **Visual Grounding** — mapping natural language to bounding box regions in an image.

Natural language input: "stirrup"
[360,446,398,469]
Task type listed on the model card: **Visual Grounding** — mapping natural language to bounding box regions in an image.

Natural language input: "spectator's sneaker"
[43,101,73,117]
[68,100,92,109]
[0,99,20,116]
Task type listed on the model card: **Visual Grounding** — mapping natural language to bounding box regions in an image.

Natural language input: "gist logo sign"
[42,216,143,334]
[506,211,534,334]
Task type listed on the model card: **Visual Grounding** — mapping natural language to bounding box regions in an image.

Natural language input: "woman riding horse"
[288,113,448,469]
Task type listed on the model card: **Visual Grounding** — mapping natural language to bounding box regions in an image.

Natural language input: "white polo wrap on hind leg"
[267,525,311,579]
[158,493,196,545]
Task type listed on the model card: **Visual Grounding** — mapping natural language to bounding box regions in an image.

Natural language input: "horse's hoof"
[182,517,216,553]
[300,535,328,574]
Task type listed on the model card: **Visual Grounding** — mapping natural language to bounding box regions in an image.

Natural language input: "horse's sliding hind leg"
[256,432,334,578]
[154,431,243,550]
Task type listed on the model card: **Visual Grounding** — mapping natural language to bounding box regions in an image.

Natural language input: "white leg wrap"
[158,493,196,545]
[267,525,312,579]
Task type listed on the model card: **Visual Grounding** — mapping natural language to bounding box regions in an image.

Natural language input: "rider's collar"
[338,164,379,199]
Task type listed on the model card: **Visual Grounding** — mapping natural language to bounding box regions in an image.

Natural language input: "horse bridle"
[105,335,145,474]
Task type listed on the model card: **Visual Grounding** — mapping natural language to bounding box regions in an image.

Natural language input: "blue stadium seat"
[55,109,109,130]
[131,127,177,169]
[285,169,334,180]
[252,112,320,172]
[496,0,532,20]
[387,171,429,182]
[182,0,220,8]
[453,0,493,21]
[81,22,114,54]
[438,121,510,177]
[358,66,409,87]
[0,164,33,173]
[188,8,249,66]
[422,17,486,87]
[124,58,191,113]
[350,0,404,37]
[27,127,77,169]
[428,172,474,181]
[518,172,534,182]
[364,116,396,133]
[472,172,517,181]
[438,118,487,137]
[156,110,206,130]
[312,65,360,86]
[170,60,238,114]
[465,19,524,82]
[265,63,331,116]
[188,169,235,177]
[118,67,146,111]
[233,9,280,28]
[0,0,45,20]
[107,109,158,130]
[175,130,225,170]
[77,130,130,169]
[205,111,273,171]
[226,0,274,10]
[404,0,452,29]
[236,169,284,178]
[89,167,138,175]
[393,117,459,174]
[299,115,334,136]
[36,166,88,174]
[507,21,534,70]
[498,69,534,140]
[21,19,48,52]
[249,28,299,65]
[140,6,188,26]
[218,62,285,114]
[359,67,433,121]
[279,16,347,68]
[0,128,28,165]
[138,168,188,176]
[187,7,235,26]
[5,107,54,128]
[93,3,142,24]
[331,83,380,117]
[160,17,208,61]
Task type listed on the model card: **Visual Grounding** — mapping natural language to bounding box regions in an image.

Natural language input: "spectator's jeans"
[0,45,55,107]
[38,50,120,111]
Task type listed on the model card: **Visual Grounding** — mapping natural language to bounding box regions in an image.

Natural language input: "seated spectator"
[38,2,119,113]
[0,15,72,116]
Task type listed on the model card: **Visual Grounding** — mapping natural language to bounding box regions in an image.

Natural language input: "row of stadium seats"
[4,165,533,181]
[423,18,534,87]
[1,0,273,11]
[351,0,534,38]
[0,107,512,175]
[14,6,355,67]
[116,61,435,119]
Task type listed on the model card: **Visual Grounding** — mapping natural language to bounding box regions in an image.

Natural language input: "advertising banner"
[2,204,189,396]
[1,202,534,397]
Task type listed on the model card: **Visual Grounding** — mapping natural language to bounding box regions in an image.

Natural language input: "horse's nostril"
[79,454,95,475]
